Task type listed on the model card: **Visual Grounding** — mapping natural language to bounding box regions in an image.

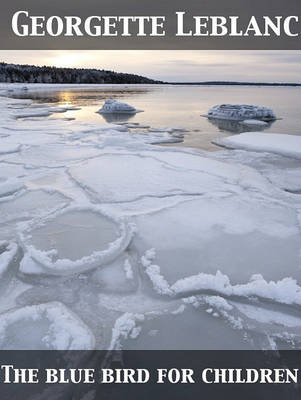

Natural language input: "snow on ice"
[97,99,142,114]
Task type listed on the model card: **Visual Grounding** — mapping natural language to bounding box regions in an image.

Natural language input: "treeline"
[171,81,301,87]
[0,62,162,84]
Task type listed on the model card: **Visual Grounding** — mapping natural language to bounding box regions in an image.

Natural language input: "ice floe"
[214,132,301,160]
[206,104,276,121]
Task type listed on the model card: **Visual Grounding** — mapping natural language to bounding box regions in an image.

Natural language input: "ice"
[0,189,70,223]
[265,168,301,193]
[208,149,301,193]
[0,241,18,278]
[206,104,276,121]
[97,99,142,114]
[181,295,301,349]
[172,272,301,308]
[13,109,53,119]
[134,197,300,285]
[0,143,21,155]
[92,253,138,293]
[0,302,95,350]
[240,119,268,126]
[69,150,273,204]
[0,178,24,199]
[121,304,254,350]
[214,132,301,160]
[3,144,104,168]
[233,302,301,328]
[19,206,135,275]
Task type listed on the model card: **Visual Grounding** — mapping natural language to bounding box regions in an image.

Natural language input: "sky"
[0,50,300,83]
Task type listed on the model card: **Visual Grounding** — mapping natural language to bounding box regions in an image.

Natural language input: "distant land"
[0,62,300,87]
[170,81,301,87]
[0,62,163,84]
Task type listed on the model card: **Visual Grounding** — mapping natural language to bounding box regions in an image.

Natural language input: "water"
[12,84,301,151]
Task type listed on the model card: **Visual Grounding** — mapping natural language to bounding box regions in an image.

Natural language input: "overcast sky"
[0,50,300,83]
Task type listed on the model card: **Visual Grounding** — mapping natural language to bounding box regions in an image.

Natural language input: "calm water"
[12,85,301,150]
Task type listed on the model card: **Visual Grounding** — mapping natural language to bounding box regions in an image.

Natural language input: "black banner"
[1,351,301,399]
[0,0,301,49]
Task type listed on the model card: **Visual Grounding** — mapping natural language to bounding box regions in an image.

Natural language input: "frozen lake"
[11,84,301,150]
[1,83,301,351]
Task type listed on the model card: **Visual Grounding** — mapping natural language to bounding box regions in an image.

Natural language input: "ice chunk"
[214,132,301,160]
[19,206,135,275]
[4,144,103,167]
[97,99,142,114]
[13,110,52,119]
[0,302,95,349]
[206,104,276,121]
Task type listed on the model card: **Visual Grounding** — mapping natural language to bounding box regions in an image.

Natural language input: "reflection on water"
[207,117,275,133]
[10,85,301,150]
[100,112,136,124]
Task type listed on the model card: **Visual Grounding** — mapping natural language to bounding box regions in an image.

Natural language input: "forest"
[0,62,162,84]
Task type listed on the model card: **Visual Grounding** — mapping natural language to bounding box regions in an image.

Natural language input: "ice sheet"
[0,84,300,350]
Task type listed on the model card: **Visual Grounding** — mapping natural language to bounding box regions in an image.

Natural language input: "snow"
[141,249,173,296]
[109,312,145,350]
[214,132,301,160]
[98,99,142,114]
[0,83,300,351]
[172,272,301,308]
[124,259,134,280]
[206,104,276,121]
